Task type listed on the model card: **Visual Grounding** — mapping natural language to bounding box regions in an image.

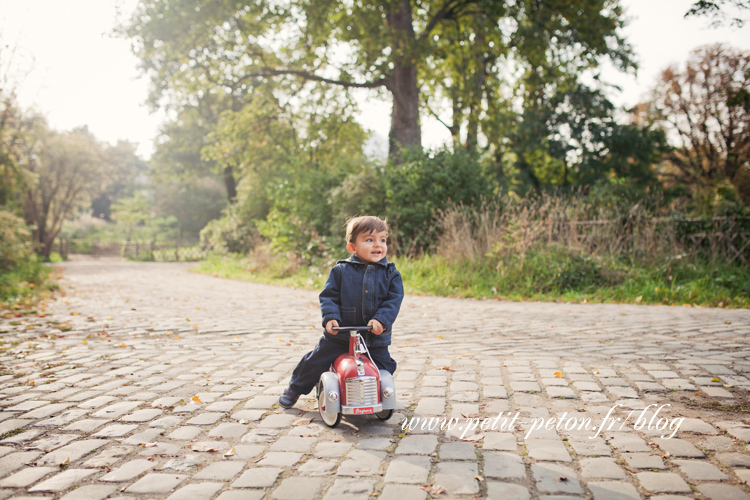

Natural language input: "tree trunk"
[518,152,541,192]
[466,10,486,155]
[387,0,422,161]
[223,165,237,202]
[450,93,461,149]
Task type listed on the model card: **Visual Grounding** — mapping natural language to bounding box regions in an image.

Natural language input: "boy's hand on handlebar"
[368,319,384,335]
[326,320,339,334]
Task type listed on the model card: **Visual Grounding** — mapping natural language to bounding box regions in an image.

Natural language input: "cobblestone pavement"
[1,261,750,499]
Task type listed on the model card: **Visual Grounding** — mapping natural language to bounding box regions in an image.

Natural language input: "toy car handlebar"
[331,326,373,332]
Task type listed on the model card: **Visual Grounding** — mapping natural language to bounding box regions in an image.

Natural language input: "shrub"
[200,204,261,254]
[0,210,34,271]
[384,146,495,254]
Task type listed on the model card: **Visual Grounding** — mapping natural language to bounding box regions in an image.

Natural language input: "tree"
[649,44,750,206]
[0,41,35,214]
[90,140,148,220]
[0,90,29,212]
[151,93,242,202]
[23,126,109,257]
[685,0,750,28]
[123,0,633,161]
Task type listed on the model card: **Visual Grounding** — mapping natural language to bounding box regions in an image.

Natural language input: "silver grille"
[345,377,378,405]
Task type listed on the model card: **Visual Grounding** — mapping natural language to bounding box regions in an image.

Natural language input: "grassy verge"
[396,251,749,308]
[193,248,749,308]
[194,253,328,290]
[1,257,60,318]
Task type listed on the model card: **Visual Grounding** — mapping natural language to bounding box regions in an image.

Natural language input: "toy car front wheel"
[375,409,393,421]
[318,385,341,428]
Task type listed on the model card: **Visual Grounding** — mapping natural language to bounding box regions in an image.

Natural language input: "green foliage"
[393,251,749,307]
[384,147,495,252]
[493,244,623,294]
[194,244,749,308]
[90,141,148,220]
[0,256,54,310]
[194,250,327,289]
[0,211,34,272]
[200,204,261,255]
[108,192,172,240]
[0,210,56,311]
[154,176,227,238]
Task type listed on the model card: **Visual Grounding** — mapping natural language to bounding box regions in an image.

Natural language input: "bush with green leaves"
[0,210,34,272]
[383,147,496,253]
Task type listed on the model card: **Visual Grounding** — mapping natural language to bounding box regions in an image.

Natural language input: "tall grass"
[0,257,59,316]
[193,193,749,308]
[403,193,749,306]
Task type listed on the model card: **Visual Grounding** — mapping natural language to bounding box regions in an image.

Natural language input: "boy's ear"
[346,242,355,254]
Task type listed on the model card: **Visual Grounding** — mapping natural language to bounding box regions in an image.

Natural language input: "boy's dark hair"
[345,215,389,244]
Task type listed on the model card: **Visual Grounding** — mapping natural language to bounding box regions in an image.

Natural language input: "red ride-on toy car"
[317,326,397,428]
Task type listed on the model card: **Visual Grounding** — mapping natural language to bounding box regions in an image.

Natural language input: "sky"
[1,0,749,160]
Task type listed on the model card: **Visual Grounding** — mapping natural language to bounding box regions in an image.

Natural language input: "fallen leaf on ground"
[292,418,314,426]
[420,484,446,496]
[556,476,568,482]
[192,395,202,404]
[554,372,563,377]
[711,377,721,382]
[191,443,220,452]
[141,442,158,447]
[224,447,236,457]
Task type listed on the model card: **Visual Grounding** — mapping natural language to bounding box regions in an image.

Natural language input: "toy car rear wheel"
[375,409,393,421]
[318,385,341,428]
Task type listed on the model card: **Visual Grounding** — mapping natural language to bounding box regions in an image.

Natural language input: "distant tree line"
[119,0,748,257]
[0,44,146,260]
[3,2,749,270]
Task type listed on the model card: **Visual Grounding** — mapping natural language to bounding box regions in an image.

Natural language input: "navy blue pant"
[289,336,397,395]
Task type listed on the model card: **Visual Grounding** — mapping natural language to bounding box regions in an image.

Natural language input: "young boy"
[279,215,404,408]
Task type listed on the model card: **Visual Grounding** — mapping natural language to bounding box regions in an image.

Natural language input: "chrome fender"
[319,371,341,414]
[379,370,396,410]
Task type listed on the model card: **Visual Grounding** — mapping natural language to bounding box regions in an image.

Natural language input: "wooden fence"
[565,217,750,265]
[54,238,204,262]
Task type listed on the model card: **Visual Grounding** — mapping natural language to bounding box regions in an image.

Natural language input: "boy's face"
[347,230,388,264]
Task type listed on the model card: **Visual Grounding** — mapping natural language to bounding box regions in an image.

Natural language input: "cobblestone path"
[1,261,750,500]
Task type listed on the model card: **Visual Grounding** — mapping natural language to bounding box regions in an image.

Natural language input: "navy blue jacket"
[320,255,404,347]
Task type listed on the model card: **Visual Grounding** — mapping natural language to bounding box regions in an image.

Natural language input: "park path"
[0,261,750,499]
